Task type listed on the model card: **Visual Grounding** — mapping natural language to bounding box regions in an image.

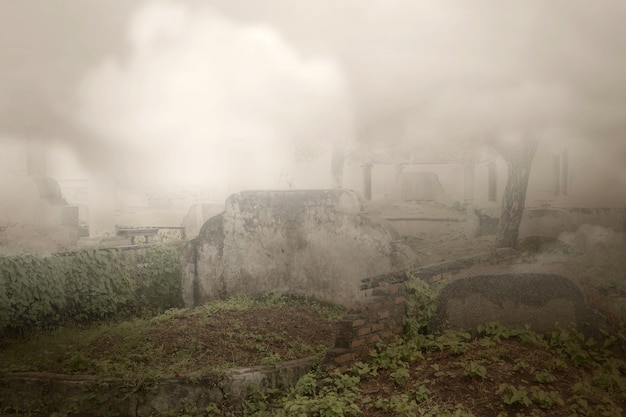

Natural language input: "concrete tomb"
[181,190,417,307]
[400,172,452,205]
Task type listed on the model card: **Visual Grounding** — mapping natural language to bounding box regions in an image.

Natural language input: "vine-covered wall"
[0,244,183,335]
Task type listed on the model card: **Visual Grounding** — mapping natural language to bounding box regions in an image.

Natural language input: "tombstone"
[400,172,452,205]
[428,272,611,339]
[181,190,417,307]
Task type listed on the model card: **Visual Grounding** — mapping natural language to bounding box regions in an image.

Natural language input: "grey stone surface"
[400,172,452,205]
[181,203,224,240]
[1,357,316,416]
[519,208,577,239]
[0,175,81,252]
[181,190,417,307]
[429,272,609,338]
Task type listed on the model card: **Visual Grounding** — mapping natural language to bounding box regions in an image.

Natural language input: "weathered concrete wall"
[181,190,417,307]
[1,358,315,416]
[0,175,80,252]
[467,206,625,249]
[429,272,610,338]
[181,203,224,240]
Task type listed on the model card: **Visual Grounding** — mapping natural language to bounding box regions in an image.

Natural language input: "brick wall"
[321,251,525,372]
[323,273,407,372]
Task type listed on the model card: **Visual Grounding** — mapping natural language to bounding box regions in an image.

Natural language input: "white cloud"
[77,0,353,190]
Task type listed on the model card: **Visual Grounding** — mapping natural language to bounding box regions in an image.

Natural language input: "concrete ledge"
[0,357,317,416]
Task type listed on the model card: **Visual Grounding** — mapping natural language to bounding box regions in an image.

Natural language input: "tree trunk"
[491,133,540,249]
[331,139,345,189]
[496,157,534,248]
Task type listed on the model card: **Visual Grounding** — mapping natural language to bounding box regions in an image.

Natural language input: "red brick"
[348,305,363,314]
[366,302,384,312]
[378,310,390,320]
[386,285,399,294]
[351,319,366,327]
[356,348,372,359]
[382,298,395,308]
[380,331,393,340]
[367,334,380,344]
[394,295,407,304]
[371,323,385,332]
[357,326,372,336]
[372,288,386,297]
[368,312,380,322]
[391,310,402,318]
[351,338,365,348]
[332,353,354,364]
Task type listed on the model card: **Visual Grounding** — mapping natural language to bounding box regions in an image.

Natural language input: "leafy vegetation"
[0,244,183,335]
[241,324,625,417]
[235,246,626,417]
[0,293,344,379]
[2,231,625,416]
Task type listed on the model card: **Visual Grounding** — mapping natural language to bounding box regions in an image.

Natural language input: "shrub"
[0,244,183,335]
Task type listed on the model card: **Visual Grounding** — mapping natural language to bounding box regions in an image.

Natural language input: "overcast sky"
[1,0,625,187]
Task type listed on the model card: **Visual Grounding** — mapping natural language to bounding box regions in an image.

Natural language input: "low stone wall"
[181,190,416,307]
[0,358,316,416]
[519,208,577,239]
[322,251,526,372]
[323,272,407,372]
[564,207,626,232]
[468,206,625,245]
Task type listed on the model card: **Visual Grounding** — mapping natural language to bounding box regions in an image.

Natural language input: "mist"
[1,0,626,211]
[75,0,353,191]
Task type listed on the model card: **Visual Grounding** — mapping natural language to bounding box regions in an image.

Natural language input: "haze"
[1,0,625,214]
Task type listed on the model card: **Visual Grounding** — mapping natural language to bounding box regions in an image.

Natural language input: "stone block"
[181,190,417,306]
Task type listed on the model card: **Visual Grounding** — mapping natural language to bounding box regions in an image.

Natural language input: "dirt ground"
[140,305,340,373]
[4,202,625,416]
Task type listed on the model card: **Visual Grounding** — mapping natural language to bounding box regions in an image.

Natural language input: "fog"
[1,0,626,200]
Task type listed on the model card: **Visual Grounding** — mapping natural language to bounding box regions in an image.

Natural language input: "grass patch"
[0,293,345,380]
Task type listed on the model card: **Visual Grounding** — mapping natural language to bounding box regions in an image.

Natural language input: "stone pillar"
[362,163,373,200]
[463,161,475,207]
[88,177,117,238]
[394,164,404,200]
[487,161,497,202]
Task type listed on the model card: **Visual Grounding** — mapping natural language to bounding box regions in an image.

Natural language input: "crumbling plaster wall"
[181,190,417,307]
[0,175,80,252]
